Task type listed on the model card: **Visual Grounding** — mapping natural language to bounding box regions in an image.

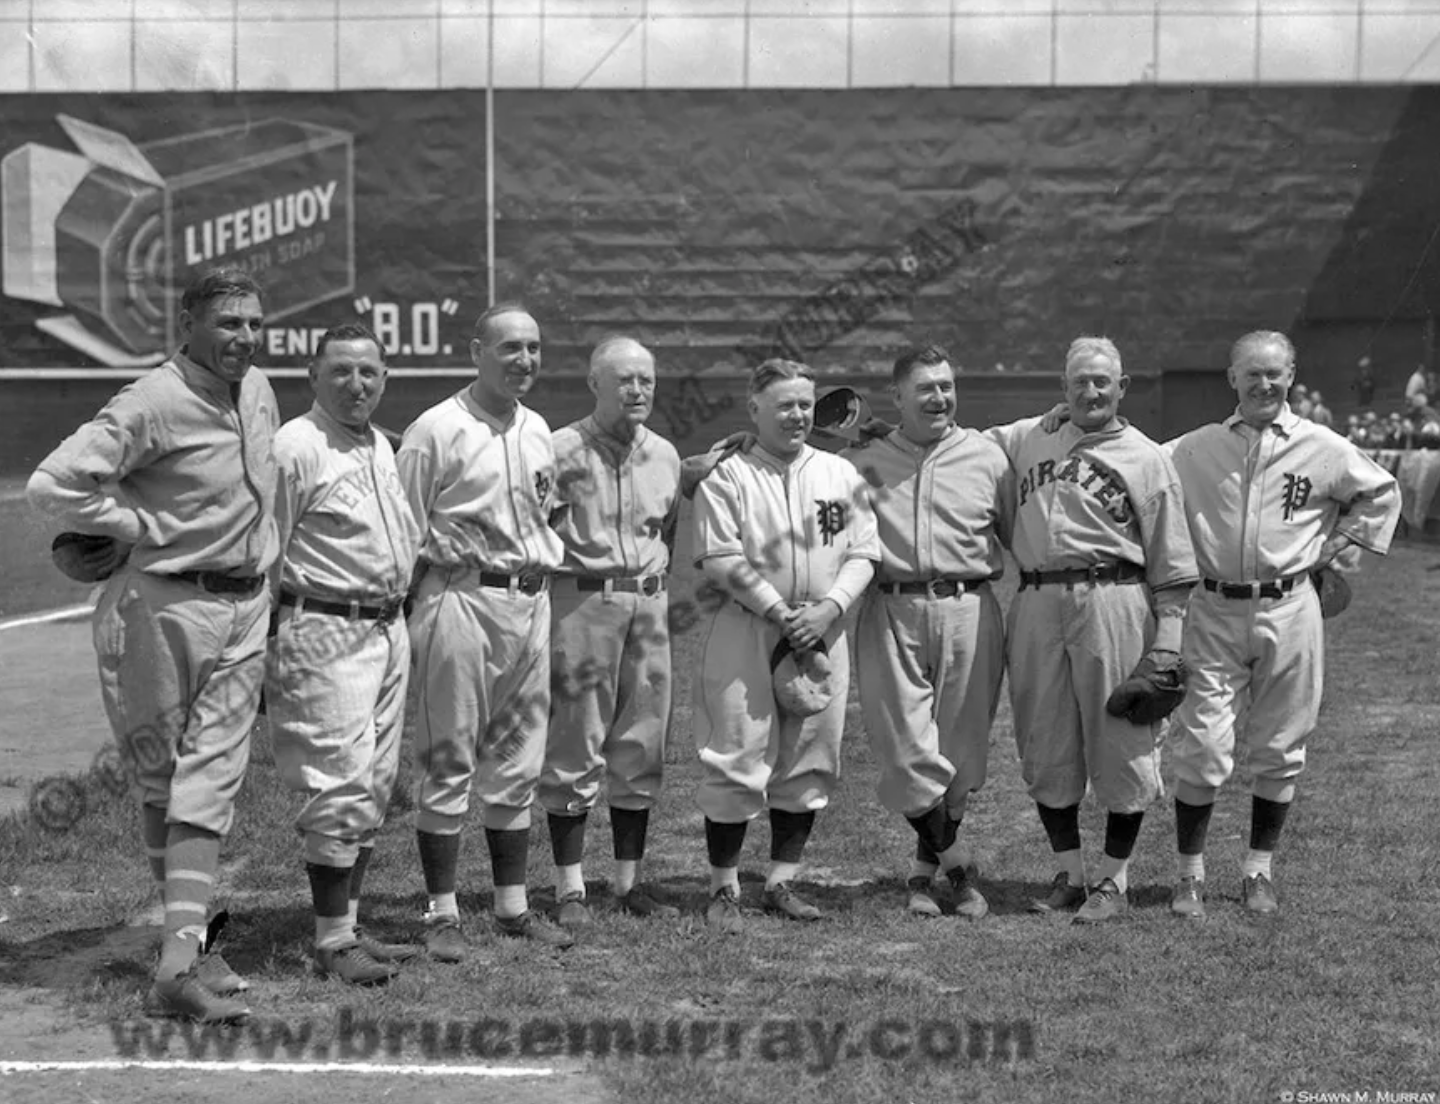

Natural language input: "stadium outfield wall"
[2,86,1436,473]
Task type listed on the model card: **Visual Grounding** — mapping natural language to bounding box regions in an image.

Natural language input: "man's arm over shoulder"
[982,414,1044,459]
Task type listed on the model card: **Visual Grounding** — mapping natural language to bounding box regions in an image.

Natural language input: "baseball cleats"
[706,886,744,934]
[196,909,248,994]
[423,916,468,963]
[906,877,942,918]
[1170,877,1206,920]
[151,967,252,1024]
[1243,874,1279,915]
[316,943,398,987]
[1073,878,1128,924]
[355,926,421,963]
[945,866,989,920]
[555,891,594,929]
[496,909,575,948]
[617,886,681,919]
[1028,873,1087,915]
[762,883,821,922]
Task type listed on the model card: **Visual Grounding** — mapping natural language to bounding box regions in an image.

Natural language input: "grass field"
[1,523,1438,1104]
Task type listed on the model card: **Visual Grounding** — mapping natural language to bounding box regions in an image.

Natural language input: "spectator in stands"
[1345,413,1364,444]
[1405,364,1429,402]
[1362,411,1387,449]
[1386,411,1411,449]
[1309,390,1334,428]
[1405,391,1439,438]
[1352,356,1376,407]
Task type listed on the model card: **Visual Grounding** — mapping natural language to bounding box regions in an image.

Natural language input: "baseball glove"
[770,637,837,718]
[810,387,875,453]
[1105,649,1188,724]
[1310,566,1353,619]
[51,532,130,583]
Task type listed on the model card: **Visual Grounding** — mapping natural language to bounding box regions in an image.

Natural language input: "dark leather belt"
[167,570,266,597]
[280,591,404,623]
[574,574,667,597]
[477,571,549,596]
[1017,562,1146,591]
[1203,574,1306,600]
[880,578,987,599]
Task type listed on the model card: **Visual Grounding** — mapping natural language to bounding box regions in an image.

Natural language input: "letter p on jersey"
[2,114,354,367]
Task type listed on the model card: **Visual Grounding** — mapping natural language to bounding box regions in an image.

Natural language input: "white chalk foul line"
[0,1059,556,1077]
[0,604,95,632]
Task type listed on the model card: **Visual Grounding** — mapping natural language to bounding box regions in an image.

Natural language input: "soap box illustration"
[2,114,354,368]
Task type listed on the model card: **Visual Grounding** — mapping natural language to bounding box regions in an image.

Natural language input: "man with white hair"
[1164,331,1399,919]
[989,337,1197,924]
[540,335,683,926]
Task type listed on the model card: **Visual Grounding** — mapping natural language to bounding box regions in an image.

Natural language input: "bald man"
[397,303,570,958]
[541,336,683,926]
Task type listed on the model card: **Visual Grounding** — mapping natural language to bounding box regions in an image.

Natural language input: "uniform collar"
[310,400,375,444]
[581,414,647,457]
[752,442,811,471]
[1224,403,1299,438]
[1060,415,1130,444]
[174,349,244,402]
[459,386,525,432]
[892,423,962,457]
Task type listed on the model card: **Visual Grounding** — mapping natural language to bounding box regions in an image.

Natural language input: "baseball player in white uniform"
[264,322,422,984]
[1163,331,1400,918]
[397,303,572,958]
[542,336,682,925]
[27,267,276,1023]
[990,337,1197,924]
[839,345,1012,920]
[691,358,879,932]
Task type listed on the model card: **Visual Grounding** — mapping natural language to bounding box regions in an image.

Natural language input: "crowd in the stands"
[1301,361,1440,449]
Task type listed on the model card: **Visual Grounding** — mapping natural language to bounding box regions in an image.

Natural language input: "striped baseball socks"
[142,804,168,886]
[155,825,221,982]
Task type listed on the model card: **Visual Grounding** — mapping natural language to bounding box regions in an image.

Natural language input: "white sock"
[765,861,800,890]
[613,859,639,898]
[1057,848,1085,888]
[710,866,740,895]
[936,837,973,873]
[345,900,359,929]
[493,884,528,919]
[1096,855,1130,894]
[908,859,939,882]
[1241,849,1273,880]
[555,863,585,899]
[315,914,353,952]
[1178,853,1205,881]
[426,891,459,921]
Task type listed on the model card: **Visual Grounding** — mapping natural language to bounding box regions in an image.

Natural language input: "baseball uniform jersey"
[27,351,278,834]
[264,402,421,867]
[542,416,681,818]
[840,427,1013,821]
[1165,405,1400,805]
[988,417,1197,814]
[397,388,562,834]
[690,444,879,823]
